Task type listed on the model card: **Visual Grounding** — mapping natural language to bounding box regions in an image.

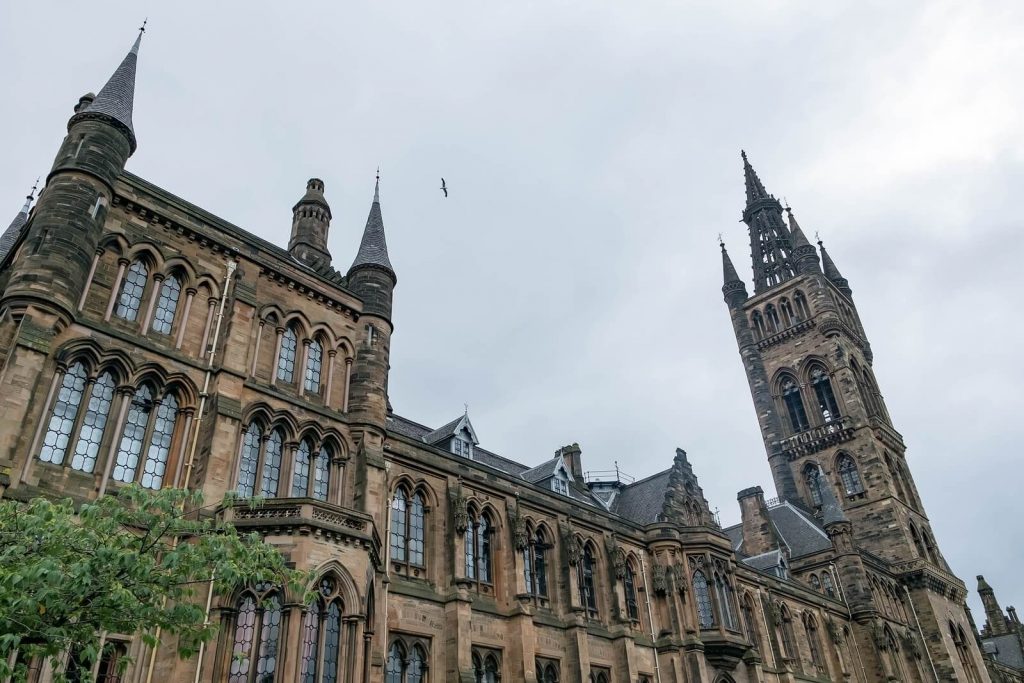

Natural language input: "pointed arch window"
[472,649,500,683]
[299,577,344,683]
[810,365,841,423]
[692,570,715,629]
[305,339,324,393]
[466,511,492,584]
[112,385,179,489]
[39,362,88,466]
[391,488,426,571]
[837,454,864,495]
[624,562,639,621]
[715,572,737,630]
[536,661,559,683]
[524,527,548,599]
[292,439,313,497]
[577,544,597,614]
[385,639,428,683]
[779,298,795,327]
[311,445,330,501]
[779,607,797,660]
[781,376,809,433]
[69,370,116,473]
[793,290,810,321]
[115,260,148,321]
[236,423,261,497]
[804,464,824,507]
[765,304,781,333]
[277,326,298,383]
[741,595,761,651]
[805,615,824,670]
[260,429,284,497]
[886,454,907,500]
[821,572,836,598]
[228,585,283,683]
[810,574,821,591]
[751,311,766,340]
[151,274,182,335]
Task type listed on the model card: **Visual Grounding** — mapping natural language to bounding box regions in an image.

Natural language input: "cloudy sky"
[2,1,1021,617]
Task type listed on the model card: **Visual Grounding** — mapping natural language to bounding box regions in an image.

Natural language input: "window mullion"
[136,391,161,485]
[65,374,98,467]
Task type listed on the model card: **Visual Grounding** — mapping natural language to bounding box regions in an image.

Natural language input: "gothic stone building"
[0,31,1015,683]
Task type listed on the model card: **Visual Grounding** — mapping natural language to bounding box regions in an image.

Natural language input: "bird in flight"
[440,178,448,197]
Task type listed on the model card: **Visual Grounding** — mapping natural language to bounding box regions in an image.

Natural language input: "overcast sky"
[2,1,1021,618]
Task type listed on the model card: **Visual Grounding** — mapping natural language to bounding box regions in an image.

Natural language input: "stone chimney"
[738,486,780,556]
[557,443,583,479]
[1008,607,1019,625]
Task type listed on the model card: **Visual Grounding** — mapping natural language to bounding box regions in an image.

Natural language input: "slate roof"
[722,501,831,560]
[520,458,561,484]
[743,549,786,572]
[611,470,672,524]
[0,196,31,263]
[386,413,530,476]
[84,33,141,153]
[422,416,464,445]
[985,633,1024,670]
[350,180,394,275]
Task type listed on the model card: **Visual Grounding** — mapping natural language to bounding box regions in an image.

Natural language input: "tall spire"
[739,151,796,293]
[720,239,747,305]
[785,207,821,275]
[0,180,38,263]
[817,237,852,297]
[349,176,394,277]
[978,575,1010,636]
[76,26,144,154]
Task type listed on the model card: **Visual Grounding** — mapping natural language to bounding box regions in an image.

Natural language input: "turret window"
[809,366,840,423]
[781,376,810,433]
[277,326,298,383]
[837,454,864,495]
[150,275,181,335]
[304,339,324,393]
[692,570,715,629]
[115,260,148,321]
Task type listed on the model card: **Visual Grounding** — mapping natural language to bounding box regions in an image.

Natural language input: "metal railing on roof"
[584,462,635,485]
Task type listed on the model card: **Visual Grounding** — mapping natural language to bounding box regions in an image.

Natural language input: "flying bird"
[440,178,448,197]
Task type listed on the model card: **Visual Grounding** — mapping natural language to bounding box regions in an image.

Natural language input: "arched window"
[292,439,313,497]
[539,663,559,683]
[312,445,330,501]
[466,512,492,584]
[260,429,284,497]
[305,339,324,394]
[923,530,939,564]
[112,385,179,489]
[741,595,761,651]
[236,423,262,497]
[115,260,148,321]
[837,454,864,495]
[151,274,182,335]
[809,574,821,591]
[39,362,88,466]
[299,576,344,683]
[821,572,836,598]
[692,570,715,629]
[779,298,795,327]
[577,544,597,614]
[277,326,298,383]
[385,642,405,683]
[952,624,981,683]
[804,464,824,507]
[385,639,428,683]
[524,527,548,598]
[809,365,841,423]
[765,304,781,333]
[472,650,500,683]
[715,573,737,630]
[390,487,426,570]
[779,606,797,660]
[408,645,426,683]
[805,615,824,670]
[228,585,282,683]
[886,454,907,500]
[793,290,810,321]
[781,376,810,433]
[624,562,639,621]
[751,311,766,340]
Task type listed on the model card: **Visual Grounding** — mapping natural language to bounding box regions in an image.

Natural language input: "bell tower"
[722,152,988,681]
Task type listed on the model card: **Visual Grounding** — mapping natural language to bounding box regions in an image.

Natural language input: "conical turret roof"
[0,182,37,263]
[818,238,852,296]
[349,178,394,276]
[818,466,848,528]
[721,240,741,284]
[81,30,142,153]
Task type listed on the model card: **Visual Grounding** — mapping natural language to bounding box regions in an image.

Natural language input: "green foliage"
[0,486,307,682]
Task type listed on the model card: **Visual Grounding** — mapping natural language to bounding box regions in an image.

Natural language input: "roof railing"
[583,462,635,485]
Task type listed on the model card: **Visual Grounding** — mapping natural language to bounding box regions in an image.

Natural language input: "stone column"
[325,349,338,406]
[104,258,128,321]
[174,288,196,350]
[77,248,103,311]
[342,358,353,412]
[250,319,265,376]
[270,327,285,387]
[140,273,164,334]
[299,339,311,396]
[199,297,217,358]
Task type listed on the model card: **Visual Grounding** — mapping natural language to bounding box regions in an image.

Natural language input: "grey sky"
[2,1,1021,618]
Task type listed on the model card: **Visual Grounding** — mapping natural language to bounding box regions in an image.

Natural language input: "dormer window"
[551,478,569,495]
[451,434,473,459]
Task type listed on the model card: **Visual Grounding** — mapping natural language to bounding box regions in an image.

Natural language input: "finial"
[815,231,823,247]
[718,232,724,248]
[783,196,791,211]
[463,402,469,416]
[28,177,39,201]
[741,149,748,161]
[139,18,147,35]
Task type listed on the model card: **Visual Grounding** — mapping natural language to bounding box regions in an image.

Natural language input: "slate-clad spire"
[817,237,852,297]
[740,152,796,293]
[76,29,143,154]
[0,181,37,263]
[720,239,747,305]
[349,177,394,276]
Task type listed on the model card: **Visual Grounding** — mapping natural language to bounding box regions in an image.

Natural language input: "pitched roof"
[83,32,142,153]
[743,549,786,572]
[984,633,1024,670]
[722,501,832,560]
[422,413,478,446]
[611,470,672,523]
[520,457,562,484]
[349,179,394,275]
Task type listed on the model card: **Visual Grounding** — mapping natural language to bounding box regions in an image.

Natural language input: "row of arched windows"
[777,362,842,434]
[802,454,865,509]
[36,359,189,491]
[909,521,940,566]
[385,638,427,683]
[807,571,837,598]
[235,423,340,502]
[750,290,811,341]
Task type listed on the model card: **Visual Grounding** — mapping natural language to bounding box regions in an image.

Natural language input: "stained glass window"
[693,570,715,629]
[39,362,87,465]
[115,260,148,321]
[150,275,181,335]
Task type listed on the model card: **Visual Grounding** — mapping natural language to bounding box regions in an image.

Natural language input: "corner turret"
[288,178,333,268]
[785,207,821,275]
[720,240,747,307]
[0,181,37,264]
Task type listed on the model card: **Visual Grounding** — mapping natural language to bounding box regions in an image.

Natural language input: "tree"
[0,486,306,682]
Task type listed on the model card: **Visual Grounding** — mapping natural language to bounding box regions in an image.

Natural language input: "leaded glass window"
[822,572,836,598]
[804,464,823,507]
[693,570,715,629]
[624,563,639,620]
[277,327,297,383]
[810,574,821,591]
[260,430,283,497]
[254,593,282,680]
[409,493,424,566]
[838,454,864,495]
[385,643,404,683]
[312,446,330,501]
[141,393,177,489]
[69,371,115,473]
[113,384,154,483]
[237,423,261,497]
[578,545,597,612]
[299,601,320,683]
[228,596,256,683]
[150,275,181,335]
[391,489,407,562]
[408,646,426,683]
[305,339,323,393]
[781,377,809,433]
[811,366,841,422]
[115,260,148,321]
[39,362,87,465]
[292,439,312,497]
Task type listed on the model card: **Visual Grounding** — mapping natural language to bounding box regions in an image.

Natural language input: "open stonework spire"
[740,152,796,293]
[76,29,143,154]
[349,177,394,277]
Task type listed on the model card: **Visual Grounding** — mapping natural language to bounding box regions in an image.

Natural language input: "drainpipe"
[639,551,662,683]
[381,462,394,662]
[904,585,939,682]
[143,260,236,683]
